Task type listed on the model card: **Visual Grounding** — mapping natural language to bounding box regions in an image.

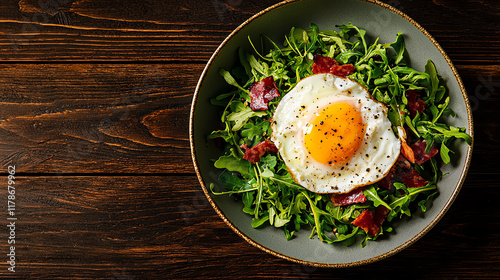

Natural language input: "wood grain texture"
[0,63,195,173]
[0,0,497,63]
[0,0,280,62]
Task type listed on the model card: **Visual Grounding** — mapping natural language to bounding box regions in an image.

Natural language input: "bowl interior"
[191,0,472,266]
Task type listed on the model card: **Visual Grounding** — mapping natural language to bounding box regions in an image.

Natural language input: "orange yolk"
[304,102,364,166]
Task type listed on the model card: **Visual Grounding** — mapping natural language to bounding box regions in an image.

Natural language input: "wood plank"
[0,175,497,279]
[386,0,500,65]
[0,63,196,173]
[0,0,497,63]
[0,63,498,174]
[0,0,280,62]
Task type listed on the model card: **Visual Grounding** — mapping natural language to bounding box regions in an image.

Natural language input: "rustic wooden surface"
[0,0,498,279]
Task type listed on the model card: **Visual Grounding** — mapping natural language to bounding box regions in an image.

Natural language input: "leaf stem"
[254,164,264,219]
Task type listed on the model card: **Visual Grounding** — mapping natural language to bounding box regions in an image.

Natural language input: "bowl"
[190,0,473,267]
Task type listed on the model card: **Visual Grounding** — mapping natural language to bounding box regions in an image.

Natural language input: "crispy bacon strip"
[330,64,356,77]
[331,188,367,206]
[400,167,428,188]
[241,139,278,164]
[378,171,395,190]
[312,55,356,77]
[378,155,428,190]
[411,140,439,165]
[406,90,426,118]
[312,54,338,73]
[249,76,280,111]
[352,206,390,237]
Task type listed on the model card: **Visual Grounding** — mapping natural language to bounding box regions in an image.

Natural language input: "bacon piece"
[249,76,280,111]
[312,55,356,77]
[400,167,428,188]
[374,206,391,225]
[330,64,356,77]
[241,139,278,164]
[406,90,426,118]
[378,171,394,190]
[331,188,366,206]
[411,140,439,165]
[312,54,338,73]
[352,209,375,236]
[352,206,390,237]
[378,155,428,190]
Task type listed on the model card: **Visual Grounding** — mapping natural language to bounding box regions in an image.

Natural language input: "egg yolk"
[304,102,364,166]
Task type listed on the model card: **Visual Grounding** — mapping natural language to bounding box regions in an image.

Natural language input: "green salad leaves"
[208,23,471,247]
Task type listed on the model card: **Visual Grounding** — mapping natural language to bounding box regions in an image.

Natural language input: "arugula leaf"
[241,119,270,141]
[432,125,472,145]
[239,47,252,78]
[425,60,439,102]
[389,33,407,65]
[440,141,452,164]
[226,102,267,131]
[259,154,277,171]
[334,226,359,246]
[363,185,392,210]
[301,192,335,243]
[242,191,255,215]
[220,69,248,93]
[252,215,270,228]
[418,191,438,212]
[214,155,251,176]
[337,23,368,55]
[209,182,257,195]
[269,206,291,227]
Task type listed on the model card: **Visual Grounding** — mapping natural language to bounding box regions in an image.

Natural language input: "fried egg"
[271,73,401,194]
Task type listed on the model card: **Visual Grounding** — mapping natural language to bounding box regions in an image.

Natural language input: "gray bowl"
[190,0,473,267]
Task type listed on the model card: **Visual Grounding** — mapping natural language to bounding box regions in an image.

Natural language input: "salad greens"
[208,23,471,247]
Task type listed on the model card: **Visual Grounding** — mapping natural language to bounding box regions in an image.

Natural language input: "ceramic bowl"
[190,0,473,267]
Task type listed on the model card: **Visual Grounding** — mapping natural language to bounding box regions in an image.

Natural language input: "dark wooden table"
[0,0,498,279]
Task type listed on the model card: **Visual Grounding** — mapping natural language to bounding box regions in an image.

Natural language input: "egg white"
[271,73,401,194]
